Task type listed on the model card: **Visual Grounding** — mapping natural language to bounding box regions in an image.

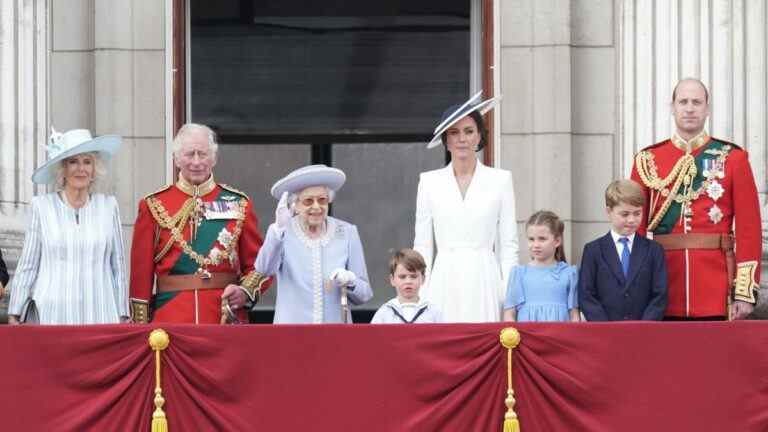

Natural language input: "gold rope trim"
[149,329,170,432]
[500,327,521,432]
[634,151,696,231]
[634,144,732,231]
[146,196,247,272]
[147,196,196,263]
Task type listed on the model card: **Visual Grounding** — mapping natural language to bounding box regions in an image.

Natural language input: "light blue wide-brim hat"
[270,164,346,199]
[426,91,501,149]
[31,128,122,184]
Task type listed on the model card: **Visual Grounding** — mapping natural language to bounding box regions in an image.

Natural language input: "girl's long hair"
[526,210,566,263]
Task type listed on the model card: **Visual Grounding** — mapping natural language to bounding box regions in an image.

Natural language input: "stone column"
[93,0,168,262]
[0,0,49,318]
[498,0,573,260]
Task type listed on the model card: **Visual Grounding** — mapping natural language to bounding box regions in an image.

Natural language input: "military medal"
[708,204,723,224]
[209,247,222,262]
[706,180,724,201]
[702,159,715,179]
[204,200,239,220]
[217,228,234,248]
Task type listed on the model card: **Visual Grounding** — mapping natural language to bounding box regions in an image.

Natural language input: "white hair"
[172,123,219,159]
[52,152,107,192]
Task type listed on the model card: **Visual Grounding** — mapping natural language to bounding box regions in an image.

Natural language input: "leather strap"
[157,273,238,293]
[653,233,733,251]
[654,233,736,290]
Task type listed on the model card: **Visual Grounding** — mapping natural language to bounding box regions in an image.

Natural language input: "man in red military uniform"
[631,79,761,320]
[129,123,268,324]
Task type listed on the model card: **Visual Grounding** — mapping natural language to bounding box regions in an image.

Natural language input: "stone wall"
[498,0,617,263]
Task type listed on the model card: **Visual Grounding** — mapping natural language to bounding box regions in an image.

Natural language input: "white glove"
[275,191,292,231]
[329,268,356,287]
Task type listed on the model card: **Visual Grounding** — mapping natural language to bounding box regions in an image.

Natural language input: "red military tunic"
[129,175,268,324]
[631,133,761,317]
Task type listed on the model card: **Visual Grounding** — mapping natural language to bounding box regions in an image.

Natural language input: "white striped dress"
[8,192,128,324]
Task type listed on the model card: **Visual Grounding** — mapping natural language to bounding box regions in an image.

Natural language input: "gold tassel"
[149,329,171,432]
[500,327,521,432]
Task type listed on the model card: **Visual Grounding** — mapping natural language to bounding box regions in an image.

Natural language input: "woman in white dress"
[8,129,129,324]
[414,93,519,322]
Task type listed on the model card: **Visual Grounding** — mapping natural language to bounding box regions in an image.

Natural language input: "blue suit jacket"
[0,249,7,287]
[578,233,668,321]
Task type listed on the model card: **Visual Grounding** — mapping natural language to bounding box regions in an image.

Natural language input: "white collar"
[292,216,336,248]
[610,230,635,245]
[388,298,429,310]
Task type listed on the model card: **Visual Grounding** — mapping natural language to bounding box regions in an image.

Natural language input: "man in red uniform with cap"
[631,78,761,320]
[129,123,268,324]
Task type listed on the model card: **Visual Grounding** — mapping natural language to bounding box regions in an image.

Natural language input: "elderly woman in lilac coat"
[255,165,372,323]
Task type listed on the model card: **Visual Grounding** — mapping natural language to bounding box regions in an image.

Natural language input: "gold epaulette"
[734,261,759,304]
[143,184,173,200]
[130,298,150,324]
[220,183,250,200]
[239,271,269,303]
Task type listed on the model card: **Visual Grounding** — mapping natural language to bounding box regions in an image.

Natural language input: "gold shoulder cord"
[147,196,197,263]
[635,145,732,231]
[146,196,248,273]
[634,151,696,231]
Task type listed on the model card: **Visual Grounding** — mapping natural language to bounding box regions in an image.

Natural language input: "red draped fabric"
[1,322,767,431]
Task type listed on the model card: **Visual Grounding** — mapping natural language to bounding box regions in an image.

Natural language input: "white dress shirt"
[609,230,636,257]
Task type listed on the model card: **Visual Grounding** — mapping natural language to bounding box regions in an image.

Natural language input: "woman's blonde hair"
[52,152,107,192]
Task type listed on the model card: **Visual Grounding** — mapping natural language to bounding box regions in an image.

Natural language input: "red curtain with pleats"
[1,322,767,431]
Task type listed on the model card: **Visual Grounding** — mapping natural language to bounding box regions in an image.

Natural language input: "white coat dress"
[413,161,518,322]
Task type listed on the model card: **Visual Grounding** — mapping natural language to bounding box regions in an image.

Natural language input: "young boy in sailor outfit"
[371,249,443,324]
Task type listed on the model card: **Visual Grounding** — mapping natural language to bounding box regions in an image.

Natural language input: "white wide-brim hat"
[270,164,346,199]
[31,128,122,184]
[426,91,501,149]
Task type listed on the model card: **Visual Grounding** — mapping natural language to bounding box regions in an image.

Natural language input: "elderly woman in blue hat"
[414,92,519,322]
[7,129,129,324]
[255,165,373,323]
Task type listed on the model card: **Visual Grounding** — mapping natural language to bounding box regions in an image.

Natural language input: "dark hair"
[672,78,709,103]
[526,210,567,263]
[440,110,488,153]
[389,248,427,276]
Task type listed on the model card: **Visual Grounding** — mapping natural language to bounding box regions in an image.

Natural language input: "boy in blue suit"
[579,180,668,321]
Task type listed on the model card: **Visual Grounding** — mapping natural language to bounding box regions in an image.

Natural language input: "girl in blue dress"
[503,210,580,322]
